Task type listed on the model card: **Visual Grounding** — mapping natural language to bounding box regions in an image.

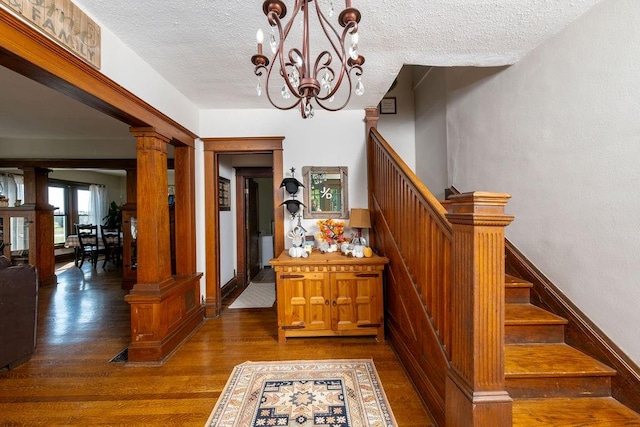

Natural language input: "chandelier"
[251,0,365,119]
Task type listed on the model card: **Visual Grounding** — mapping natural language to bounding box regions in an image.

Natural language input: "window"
[77,188,91,224]
[48,186,67,245]
[48,181,91,246]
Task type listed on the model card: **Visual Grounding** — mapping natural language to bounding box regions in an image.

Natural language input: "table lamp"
[350,208,371,246]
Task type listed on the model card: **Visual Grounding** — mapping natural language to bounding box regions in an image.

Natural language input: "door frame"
[202,137,284,318]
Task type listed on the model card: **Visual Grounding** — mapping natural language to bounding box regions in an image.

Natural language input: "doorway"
[202,137,284,318]
[235,168,274,286]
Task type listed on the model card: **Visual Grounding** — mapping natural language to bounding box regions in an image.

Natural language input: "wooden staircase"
[505,274,640,426]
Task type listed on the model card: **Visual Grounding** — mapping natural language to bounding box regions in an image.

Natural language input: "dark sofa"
[0,256,38,370]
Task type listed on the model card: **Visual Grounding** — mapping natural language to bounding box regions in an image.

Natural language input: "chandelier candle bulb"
[256,29,264,54]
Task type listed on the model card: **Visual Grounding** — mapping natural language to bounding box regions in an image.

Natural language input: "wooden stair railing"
[367,127,514,426]
[366,122,640,426]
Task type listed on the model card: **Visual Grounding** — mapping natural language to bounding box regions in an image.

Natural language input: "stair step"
[505,343,617,398]
[505,303,568,343]
[513,397,640,426]
[505,274,533,303]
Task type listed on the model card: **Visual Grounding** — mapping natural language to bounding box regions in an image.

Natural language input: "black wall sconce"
[280,167,305,218]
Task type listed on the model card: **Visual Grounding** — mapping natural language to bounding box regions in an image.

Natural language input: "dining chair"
[100,225,121,268]
[75,224,100,268]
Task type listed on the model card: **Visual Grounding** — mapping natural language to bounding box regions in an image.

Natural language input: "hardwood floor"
[0,263,434,426]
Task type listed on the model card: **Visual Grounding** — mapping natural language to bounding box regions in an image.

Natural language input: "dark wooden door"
[247,178,261,281]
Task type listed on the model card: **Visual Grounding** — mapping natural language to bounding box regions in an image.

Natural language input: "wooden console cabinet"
[270,251,389,343]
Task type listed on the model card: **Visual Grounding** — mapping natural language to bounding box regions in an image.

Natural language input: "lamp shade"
[350,208,371,229]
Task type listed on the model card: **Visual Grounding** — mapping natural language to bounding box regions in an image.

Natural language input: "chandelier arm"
[314,6,361,102]
[316,64,363,111]
[314,3,347,88]
[314,53,338,101]
[275,3,308,101]
[264,7,304,110]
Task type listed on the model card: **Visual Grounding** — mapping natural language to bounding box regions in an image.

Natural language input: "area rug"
[228,282,275,309]
[205,359,397,426]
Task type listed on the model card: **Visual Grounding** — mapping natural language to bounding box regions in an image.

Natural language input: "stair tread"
[505,274,533,288]
[506,303,568,325]
[513,397,640,426]
[505,343,617,377]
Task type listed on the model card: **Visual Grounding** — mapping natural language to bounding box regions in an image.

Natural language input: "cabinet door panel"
[280,272,330,331]
[331,272,380,331]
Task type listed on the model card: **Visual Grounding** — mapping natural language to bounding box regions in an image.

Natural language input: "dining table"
[64,233,121,266]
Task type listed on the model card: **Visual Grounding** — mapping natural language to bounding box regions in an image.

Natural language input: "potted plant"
[103,201,122,228]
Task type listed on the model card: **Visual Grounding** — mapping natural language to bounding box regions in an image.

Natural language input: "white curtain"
[89,184,108,227]
[13,175,24,203]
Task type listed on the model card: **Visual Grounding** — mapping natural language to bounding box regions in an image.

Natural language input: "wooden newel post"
[444,191,514,427]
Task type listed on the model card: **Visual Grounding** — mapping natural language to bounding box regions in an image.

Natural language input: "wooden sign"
[0,0,101,69]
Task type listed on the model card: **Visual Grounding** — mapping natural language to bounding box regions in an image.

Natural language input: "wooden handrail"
[367,126,513,426]
[369,128,453,353]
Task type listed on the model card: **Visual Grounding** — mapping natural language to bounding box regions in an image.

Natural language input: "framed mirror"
[302,166,348,219]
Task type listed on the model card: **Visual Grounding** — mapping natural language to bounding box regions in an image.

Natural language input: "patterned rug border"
[205,359,397,426]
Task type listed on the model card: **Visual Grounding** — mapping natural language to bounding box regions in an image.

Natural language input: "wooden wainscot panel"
[125,273,203,364]
[130,303,157,342]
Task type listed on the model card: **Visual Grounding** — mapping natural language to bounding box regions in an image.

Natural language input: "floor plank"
[0,264,434,426]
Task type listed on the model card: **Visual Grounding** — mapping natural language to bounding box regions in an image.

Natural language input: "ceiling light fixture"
[251,0,365,119]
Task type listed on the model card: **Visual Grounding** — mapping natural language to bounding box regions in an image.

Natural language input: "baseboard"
[505,238,640,413]
[221,276,238,300]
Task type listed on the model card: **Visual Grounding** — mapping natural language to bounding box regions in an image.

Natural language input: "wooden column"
[125,128,203,363]
[173,144,197,275]
[121,167,137,289]
[365,107,380,135]
[21,167,56,286]
[444,192,514,427]
[131,128,172,286]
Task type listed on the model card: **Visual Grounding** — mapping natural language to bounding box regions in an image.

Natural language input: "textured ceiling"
[0,0,604,141]
[72,0,604,111]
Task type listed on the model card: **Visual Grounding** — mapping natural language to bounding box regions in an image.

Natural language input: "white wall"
[440,0,640,363]
[92,22,199,133]
[414,66,449,200]
[377,66,416,171]
[200,108,369,249]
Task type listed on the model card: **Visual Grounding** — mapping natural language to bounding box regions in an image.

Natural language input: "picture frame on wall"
[219,177,231,211]
[379,97,397,114]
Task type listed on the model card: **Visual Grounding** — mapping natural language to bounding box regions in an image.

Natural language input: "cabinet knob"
[332,300,337,306]
[325,299,329,305]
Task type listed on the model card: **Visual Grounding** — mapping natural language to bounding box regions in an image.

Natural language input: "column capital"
[364,107,380,132]
[130,127,171,144]
[445,191,514,227]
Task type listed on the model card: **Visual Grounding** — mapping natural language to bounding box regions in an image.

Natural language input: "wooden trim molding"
[505,240,640,413]
[202,137,284,318]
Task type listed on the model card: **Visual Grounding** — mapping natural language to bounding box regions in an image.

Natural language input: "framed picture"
[302,166,349,219]
[379,97,397,114]
[219,177,231,211]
